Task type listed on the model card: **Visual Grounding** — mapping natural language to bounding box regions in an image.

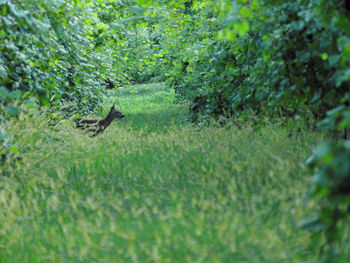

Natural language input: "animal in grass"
[75,104,124,137]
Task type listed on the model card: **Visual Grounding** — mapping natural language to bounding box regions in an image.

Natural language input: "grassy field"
[1,84,349,262]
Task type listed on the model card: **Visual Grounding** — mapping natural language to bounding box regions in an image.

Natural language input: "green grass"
[1,84,349,262]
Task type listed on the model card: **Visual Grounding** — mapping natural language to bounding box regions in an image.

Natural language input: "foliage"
[1,0,105,113]
[300,93,350,261]
[167,0,350,125]
[93,0,175,84]
[301,139,350,262]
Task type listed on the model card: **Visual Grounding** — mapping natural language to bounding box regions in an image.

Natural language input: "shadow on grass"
[118,107,188,133]
[110,84,171,98]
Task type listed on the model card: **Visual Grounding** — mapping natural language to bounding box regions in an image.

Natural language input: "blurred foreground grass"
[1,84,349,262]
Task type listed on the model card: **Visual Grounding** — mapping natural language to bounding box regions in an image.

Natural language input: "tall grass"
[1,84,348,262]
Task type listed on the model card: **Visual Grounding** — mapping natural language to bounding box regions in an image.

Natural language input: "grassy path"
[2,84,347,262]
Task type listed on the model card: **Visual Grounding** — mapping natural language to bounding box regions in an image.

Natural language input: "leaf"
[137,0,152,7]
[218,28,236,41]
[0,86,9,99]
[306,142,331,165]
[298,216,326,232]
[39,96,50,107]
[321,53,328,60]
[240,6,253,19]
[129,5,146,16]
[234,21,250,36]
[0,65,7,79]
[9,90,22,100]
[10,146,19,154]
[337,36,350,52]
[326,105,345,117]
[335,67,350,87]
[310,91,321,103]
[6,105,19,117]
[329,55,341,67]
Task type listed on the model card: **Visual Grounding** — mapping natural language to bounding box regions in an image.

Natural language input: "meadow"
[1,84,349,262]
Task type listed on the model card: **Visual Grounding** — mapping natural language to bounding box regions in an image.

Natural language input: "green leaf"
[137,0,152,7]
[0,86,9,99]
[329,55,341,67]
[307,142,331,165]
[218,29,236,41]
[10,146,19,154]
[240,6,253,19]
[9,90,22,100]
[335,67,350,87]
[298,216,326,232]
[327,105,345,116]
[6,105,19,117]
[129,5,146,16]
[234,21,250,36]
[0,65,7,79]
[337,36,350,52]
[1,5,8,16]
[321,53,328,60]
[39,96,50,107]
[0,113,5,122]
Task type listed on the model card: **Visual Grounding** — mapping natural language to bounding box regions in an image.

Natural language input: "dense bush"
[301,93,350,261]
[169,0,350,125]
[0,0,108,113]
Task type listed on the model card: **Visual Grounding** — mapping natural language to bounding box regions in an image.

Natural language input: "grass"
[1,83,349,262]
